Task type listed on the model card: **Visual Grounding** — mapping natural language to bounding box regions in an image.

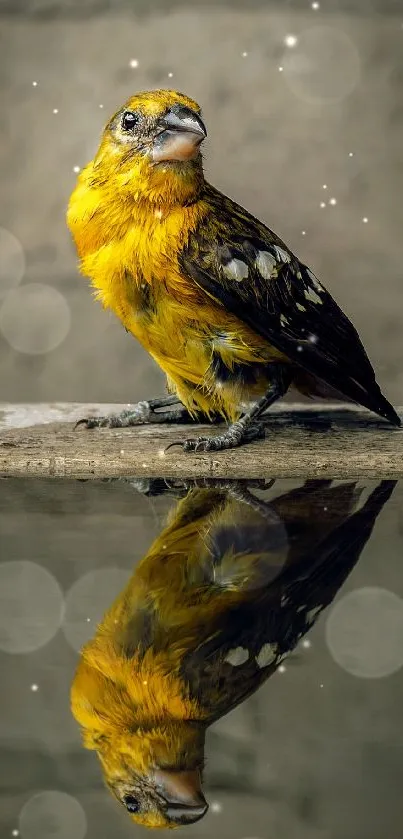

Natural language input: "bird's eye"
[124,795,140,813]
[121,111,139,131]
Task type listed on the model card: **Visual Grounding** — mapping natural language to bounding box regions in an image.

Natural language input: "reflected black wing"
[179,480,397,722]
[180,186,399,425]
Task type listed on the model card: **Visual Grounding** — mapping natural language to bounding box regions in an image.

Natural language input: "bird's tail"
[338,370,401,427]
[357,383,400,427]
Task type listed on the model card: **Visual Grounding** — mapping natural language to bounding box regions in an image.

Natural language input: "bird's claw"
[165,422,265,454]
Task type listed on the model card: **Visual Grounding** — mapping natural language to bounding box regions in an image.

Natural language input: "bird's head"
[87,721,207,830]
[71,658,208,829]
[106,754,208,829]
[93,89,207,205]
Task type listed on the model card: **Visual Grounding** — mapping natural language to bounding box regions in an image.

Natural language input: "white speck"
[255,250,277,279]
[158,449,165,458]
[296,302,306,312]
[129,59,139,68]
[32,81,38,87]
[211,801,222,813]
[329,197,337,206]
[120,449,125,455]
[256,642,276,668]
[322,184,327,189]
[308,333,318,343]
[279,66,284,72]
[302,639,311,649]
[301,230,306,235]
[320,201,326,208]
[284,34,298,48]
[242,51,248,57]
[168,72,173,78]
[142,463,148,468]
[273,245,291,263]
[224,646,249,666]
[223,258,249,282]
[162,544,167,549]
[86,617,91,622]
[154,208,163,219]
[53,108,59,114]
[73,165,80,173]
[143,680,148,685]
[99,104,104,109]
[12,831,19,837]
[324,506,328,511]
[311,1,320,8]
[297,345,303,352]
[31,684,39,692]
[278,664,286,673]
[320,683,324,688]
[362,217,369,223]
[348,151,354,157]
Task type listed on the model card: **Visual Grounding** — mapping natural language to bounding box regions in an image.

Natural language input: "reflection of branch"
[97,477,277,505]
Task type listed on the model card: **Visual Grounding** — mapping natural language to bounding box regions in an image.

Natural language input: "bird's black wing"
[179,186,399,425]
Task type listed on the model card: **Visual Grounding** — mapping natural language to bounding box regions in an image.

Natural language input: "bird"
[67,89,400,452]
[70,477,396,829]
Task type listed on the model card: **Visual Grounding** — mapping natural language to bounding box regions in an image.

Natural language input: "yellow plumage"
[67,90,285,422]
[67,88,399,441]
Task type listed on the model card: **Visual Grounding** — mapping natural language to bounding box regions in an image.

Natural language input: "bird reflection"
[71,478,395,829]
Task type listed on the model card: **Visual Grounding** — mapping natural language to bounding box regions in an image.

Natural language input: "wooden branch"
[0,402,402,479]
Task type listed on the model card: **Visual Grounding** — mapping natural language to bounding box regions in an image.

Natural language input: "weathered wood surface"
[0,402,402,479]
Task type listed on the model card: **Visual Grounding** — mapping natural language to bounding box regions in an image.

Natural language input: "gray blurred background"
[0,0,402,407]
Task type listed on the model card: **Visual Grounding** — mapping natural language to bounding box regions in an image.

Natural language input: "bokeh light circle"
[62,567,130,652]
[19,791,87,839]
[282,26,361,104]
[325,587,403,678]
[0,561,64,654]
[0,227,25,298]
[0,283,71,354]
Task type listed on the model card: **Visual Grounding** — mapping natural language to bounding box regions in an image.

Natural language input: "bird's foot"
[75,396,190,430]
[75,402,152,430]
[165,420,265,453]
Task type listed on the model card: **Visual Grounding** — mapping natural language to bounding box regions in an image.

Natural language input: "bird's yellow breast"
[67,171,284,419]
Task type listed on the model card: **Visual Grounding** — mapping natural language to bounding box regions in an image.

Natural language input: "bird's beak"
[152,106,207,163]
[153,768,209,825]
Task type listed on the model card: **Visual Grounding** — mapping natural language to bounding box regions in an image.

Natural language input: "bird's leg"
[166,364,292,453]
[75,394,199,429]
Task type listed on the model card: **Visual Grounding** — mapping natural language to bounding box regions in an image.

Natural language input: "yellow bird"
[67,89,400,451]
[70,478,395,828]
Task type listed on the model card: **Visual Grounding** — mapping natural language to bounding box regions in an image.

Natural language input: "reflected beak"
[152,106,207,163]
[153,768,209,825]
